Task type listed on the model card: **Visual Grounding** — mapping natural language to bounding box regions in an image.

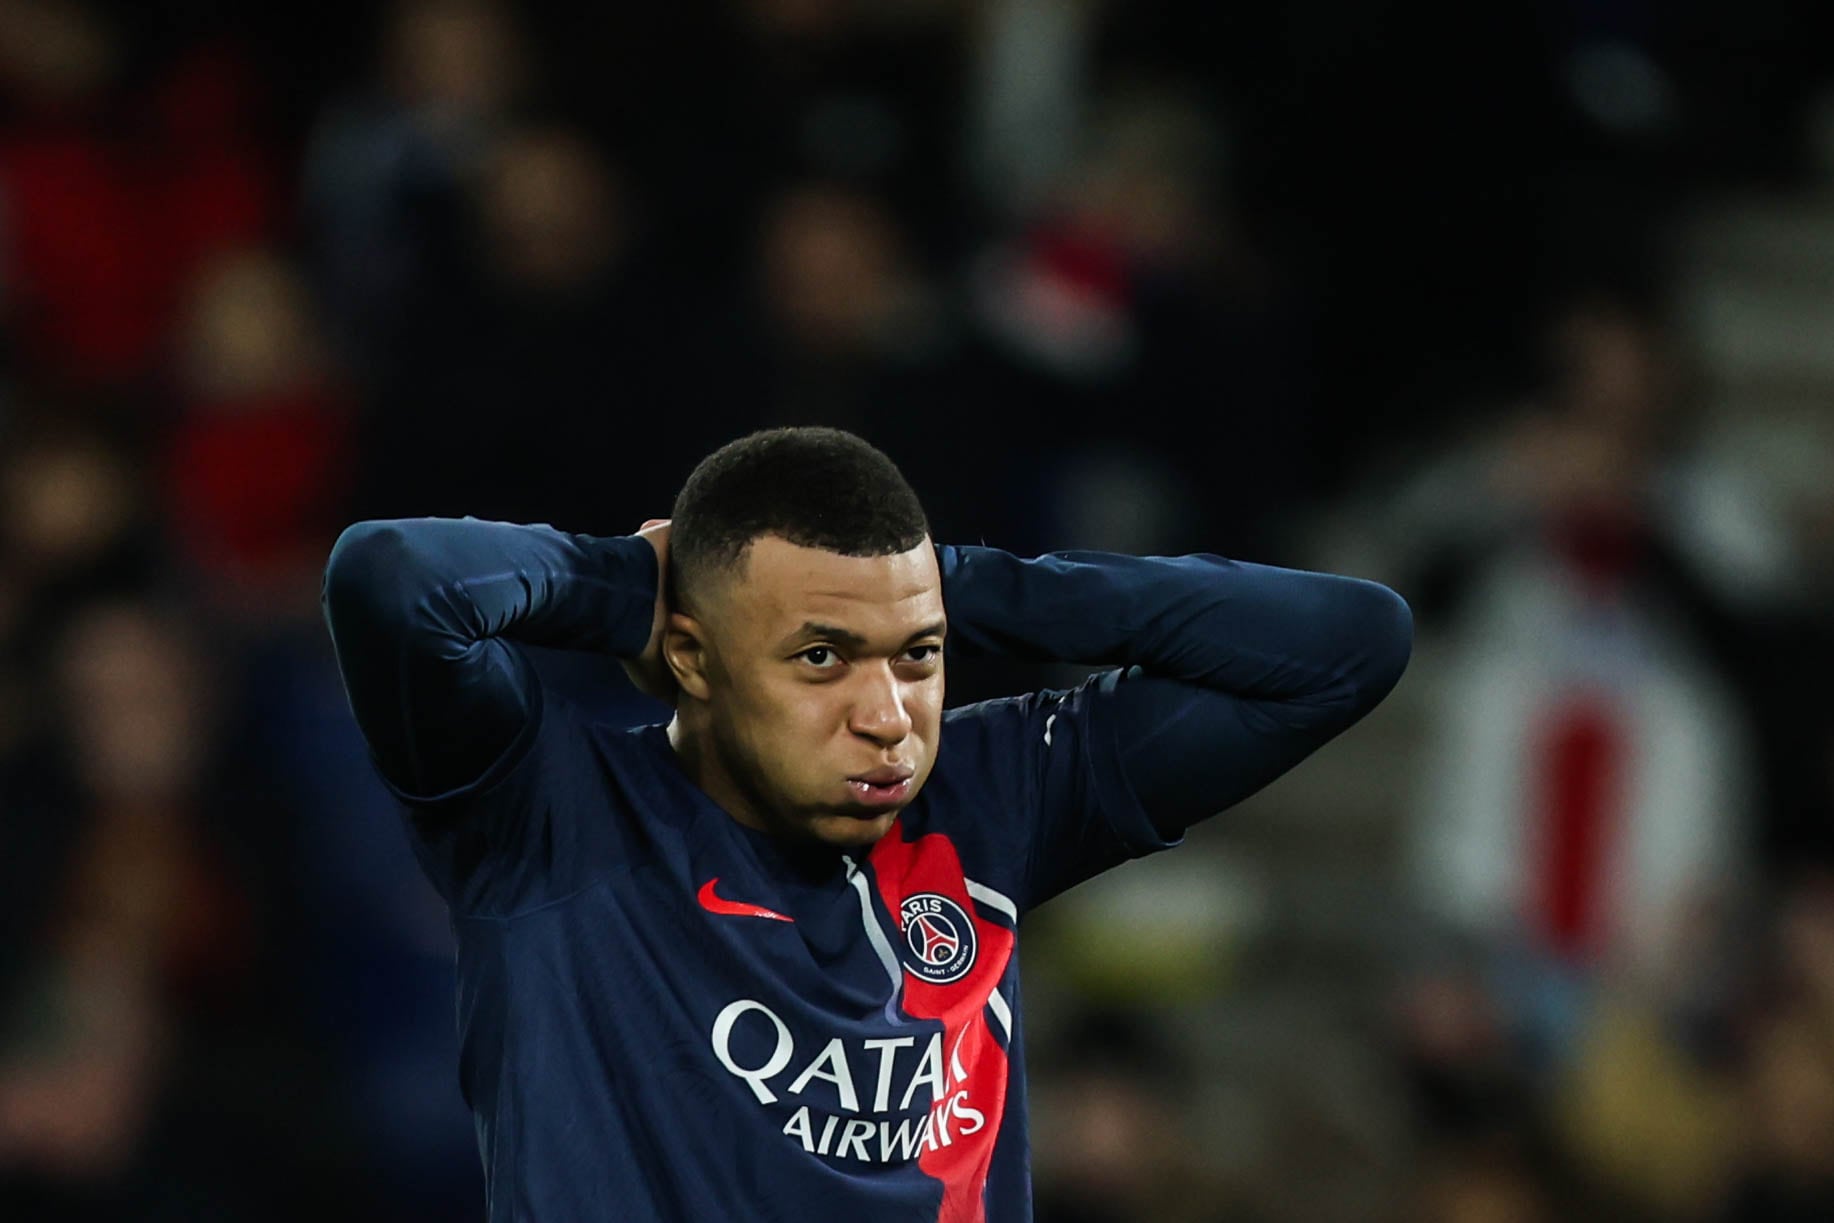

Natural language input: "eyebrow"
[780,620,947,652]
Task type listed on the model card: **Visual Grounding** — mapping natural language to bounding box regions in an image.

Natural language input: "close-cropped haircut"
[669,427,929,606]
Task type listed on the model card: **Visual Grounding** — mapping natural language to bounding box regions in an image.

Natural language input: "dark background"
[4,1,1834,1219]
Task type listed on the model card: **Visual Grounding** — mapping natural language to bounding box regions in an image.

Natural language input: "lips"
[850,766,914,785]
[845,767,915,811]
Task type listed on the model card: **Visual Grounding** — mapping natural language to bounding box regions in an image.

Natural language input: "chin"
[806,810,899,850]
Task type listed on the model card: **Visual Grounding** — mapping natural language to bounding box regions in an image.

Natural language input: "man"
[320,426,1411,1221]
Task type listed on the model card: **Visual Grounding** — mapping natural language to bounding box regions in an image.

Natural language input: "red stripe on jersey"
[869,821,1015,1223]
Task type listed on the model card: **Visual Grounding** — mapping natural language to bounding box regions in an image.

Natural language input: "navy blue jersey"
[405,681,1162,1221]
[322,518,1412,1222]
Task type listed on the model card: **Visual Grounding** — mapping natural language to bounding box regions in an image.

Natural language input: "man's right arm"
[320,517,660,799]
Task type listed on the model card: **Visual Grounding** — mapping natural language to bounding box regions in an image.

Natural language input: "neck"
[666,709,769,835]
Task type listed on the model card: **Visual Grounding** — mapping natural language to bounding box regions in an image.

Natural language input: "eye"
[903,645,941,665]
[797,646,841,668]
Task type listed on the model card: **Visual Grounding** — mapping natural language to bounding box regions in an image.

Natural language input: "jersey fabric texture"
[321,517,1414,1222]
[408,678,1163,1222]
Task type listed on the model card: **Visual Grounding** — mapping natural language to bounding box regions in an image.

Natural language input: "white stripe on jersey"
[841,856,904,1004]
[986,986,1013,1039]
[964,877,1017,923]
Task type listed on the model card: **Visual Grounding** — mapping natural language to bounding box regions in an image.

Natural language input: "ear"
[662,611,712,702]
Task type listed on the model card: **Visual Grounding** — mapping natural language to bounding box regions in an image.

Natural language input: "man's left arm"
[939,545,1414,840]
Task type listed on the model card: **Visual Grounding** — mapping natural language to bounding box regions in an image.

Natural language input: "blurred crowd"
[1,1,1832,1220]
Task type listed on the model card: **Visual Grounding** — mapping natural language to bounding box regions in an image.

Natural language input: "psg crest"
[898,893,977,984]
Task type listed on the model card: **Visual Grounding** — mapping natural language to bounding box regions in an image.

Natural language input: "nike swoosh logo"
[697,878,793,923]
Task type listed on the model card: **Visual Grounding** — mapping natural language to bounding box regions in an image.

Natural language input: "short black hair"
[670,427,929,604]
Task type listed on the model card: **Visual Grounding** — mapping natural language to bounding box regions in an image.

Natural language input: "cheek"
[731,679,845,771]
[754,677,843,734]
[911,676,944,734]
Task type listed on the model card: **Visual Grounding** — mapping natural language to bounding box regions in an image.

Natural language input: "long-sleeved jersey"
[321,518,1411,1222]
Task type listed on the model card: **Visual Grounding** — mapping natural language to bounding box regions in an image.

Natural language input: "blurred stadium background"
[3,1,1834,1219]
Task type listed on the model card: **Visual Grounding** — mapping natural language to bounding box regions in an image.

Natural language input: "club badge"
[899,893,977,984]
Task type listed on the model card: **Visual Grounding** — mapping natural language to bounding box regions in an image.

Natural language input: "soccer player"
[320,426,1412,1222]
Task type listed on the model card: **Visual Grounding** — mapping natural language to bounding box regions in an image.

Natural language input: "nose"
[849,663,912,746]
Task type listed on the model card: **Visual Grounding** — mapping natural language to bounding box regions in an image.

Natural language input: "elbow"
[322,520,419,623]
[1348,578,1414,709]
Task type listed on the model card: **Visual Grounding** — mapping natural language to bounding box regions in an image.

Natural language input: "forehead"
[729,535,943,642]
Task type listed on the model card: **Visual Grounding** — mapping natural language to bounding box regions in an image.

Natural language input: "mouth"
[845,767,914,810]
